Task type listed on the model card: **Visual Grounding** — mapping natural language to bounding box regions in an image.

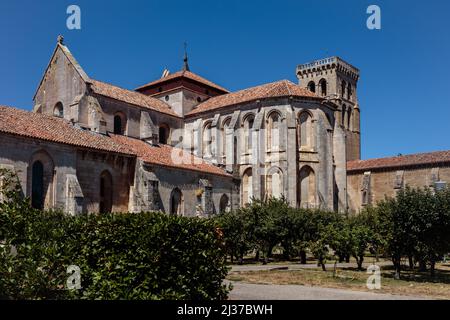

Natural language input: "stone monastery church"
[1,37,449,216]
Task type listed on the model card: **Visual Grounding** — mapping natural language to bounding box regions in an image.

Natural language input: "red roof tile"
[110,134,231,177]
[90,80,180,118]
[136,70,229,93]
[186,80,321,116]
[347,151,450,172]
[0,106,130,155]
[0,105,231,177]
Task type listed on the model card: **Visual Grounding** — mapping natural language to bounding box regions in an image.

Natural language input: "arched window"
[219,194,230,213]
[222,118,231,163]
[29,151,54,210]
[266,167,283,199]
[159,124,170,144]
[170,188,184,216]
[298,112,312,148]
[341,80,347,98]
[113,113,126,135]
[341,105,346,127]
[242,168,253,206]
[53,102,63,118]
[299,166,316,208]
[31,161,44,209]
[202,122,213,157]
[347,107,353,131]
[267,112,281,151]
[243,114,255,153]
[319,79,327,97]
[99,171,113,213]
[347,83,353,101]
[307,81,316,93]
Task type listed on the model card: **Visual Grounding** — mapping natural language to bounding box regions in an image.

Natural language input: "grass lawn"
[227,263,450,299]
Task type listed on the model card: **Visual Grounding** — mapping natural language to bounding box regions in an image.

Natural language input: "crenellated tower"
[296,57,361,161]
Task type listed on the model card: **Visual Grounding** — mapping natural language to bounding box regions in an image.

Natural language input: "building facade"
[0,37,448,215]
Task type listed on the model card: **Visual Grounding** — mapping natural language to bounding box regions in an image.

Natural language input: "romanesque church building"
[1,38,449,215]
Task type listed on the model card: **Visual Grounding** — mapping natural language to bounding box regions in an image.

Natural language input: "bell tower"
[296,57,361,160]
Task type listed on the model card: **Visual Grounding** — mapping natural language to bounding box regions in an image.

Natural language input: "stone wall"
[33,45,87,119]
[0,133,134,214]
[347,165,450,212]
[130,160,237,216]
[184,97,344,211]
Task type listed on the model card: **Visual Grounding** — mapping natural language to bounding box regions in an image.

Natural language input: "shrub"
[0,169,230,300]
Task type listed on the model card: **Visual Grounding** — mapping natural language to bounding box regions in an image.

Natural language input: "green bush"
[0,169,230,300]
[215,188,450,278]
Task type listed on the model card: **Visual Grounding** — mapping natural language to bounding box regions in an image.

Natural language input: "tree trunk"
[345,255,350,263]
[418,260,427,272]
[319,258,326,271]
[430,259,436,278]
[357,255,364,271]
[255,250,260,262]
[408,255,414,270]
[299,250,307,264]
[392,256,401,280]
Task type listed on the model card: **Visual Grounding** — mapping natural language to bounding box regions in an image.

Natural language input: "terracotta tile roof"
[136,70,229,93]
[0,106,131,155]
[110,134,231,177]
[90,80,180,118]
[347,151,450,172]
[186,80,321,116]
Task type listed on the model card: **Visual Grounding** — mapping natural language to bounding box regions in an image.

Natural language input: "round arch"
[266,166,284,199]
[219,194,230,213]
[113,112,127,135]
[170,188,184,216]
[99,170,113,213]
[159,123,170,144]
[298,165,316,208]
[28,150,54,210]
[53,102,64,118]
[241,167,253,206]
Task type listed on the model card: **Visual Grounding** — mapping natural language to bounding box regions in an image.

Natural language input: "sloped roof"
[0,106,130,155]
[90,80,180,118]
[186,80,321,116]
[136,70,229,93]
[109,134,231,177]
[347,151,450,172]
[0,105,232,177]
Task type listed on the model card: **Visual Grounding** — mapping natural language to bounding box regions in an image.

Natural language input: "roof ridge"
[348,150,450,164]
[186,79,320,116]
[135,68,229,93]
[90,79,180,118]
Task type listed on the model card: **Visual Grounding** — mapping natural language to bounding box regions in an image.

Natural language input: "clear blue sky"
[1,0,449,160]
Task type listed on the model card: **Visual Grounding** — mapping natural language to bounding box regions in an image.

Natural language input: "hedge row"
[0,169,230,300]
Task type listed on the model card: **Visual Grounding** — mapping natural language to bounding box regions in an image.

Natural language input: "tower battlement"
[297,57,359,81]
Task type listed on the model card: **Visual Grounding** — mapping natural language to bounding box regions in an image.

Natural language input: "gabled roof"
[186,80,321,116]
[109,134,231,177]
[0,105,130,155]
[90,80,180,118]
[136,70,229,94]
[33,42,90,101]
[347,151,450,172]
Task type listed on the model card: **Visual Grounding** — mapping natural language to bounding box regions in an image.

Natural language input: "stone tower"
[296,57,361,161]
